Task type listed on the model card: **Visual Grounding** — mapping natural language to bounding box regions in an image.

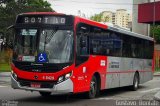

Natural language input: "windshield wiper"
[43,29,58,52]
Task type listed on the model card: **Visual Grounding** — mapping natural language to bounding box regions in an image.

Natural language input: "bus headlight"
[57,71,72,83]
[58,76,64,83]
[65,72,72,79]
[11,71,18,80]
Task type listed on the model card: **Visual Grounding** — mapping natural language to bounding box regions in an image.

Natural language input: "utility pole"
[153,0,156,39]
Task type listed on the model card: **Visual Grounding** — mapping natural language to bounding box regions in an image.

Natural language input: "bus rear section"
[74,19,154,96]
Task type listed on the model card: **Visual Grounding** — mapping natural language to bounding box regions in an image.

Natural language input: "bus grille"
[13,61,72,73]
[18,78,56,88]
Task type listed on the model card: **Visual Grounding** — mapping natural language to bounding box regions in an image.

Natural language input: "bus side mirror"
[7,25,14,49]
[7,41,13,49]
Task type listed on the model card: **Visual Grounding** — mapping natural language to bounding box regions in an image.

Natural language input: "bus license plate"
[31,83,41,88]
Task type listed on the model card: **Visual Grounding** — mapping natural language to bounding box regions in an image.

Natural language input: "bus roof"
[75,16,154,41]
[107,26,154,41]
[18,12,154,41]
[20,12,65,15]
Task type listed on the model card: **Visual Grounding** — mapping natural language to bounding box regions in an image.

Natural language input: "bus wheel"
[131,73,139,91]
[39,92,51,97]
[86,76,98,99]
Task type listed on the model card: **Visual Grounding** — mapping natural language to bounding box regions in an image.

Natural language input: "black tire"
[131,73,139,91]
[86,76,98,99]
[39,92,51,97]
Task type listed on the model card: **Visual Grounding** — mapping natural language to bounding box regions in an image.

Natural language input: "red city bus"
[10,12,154,98]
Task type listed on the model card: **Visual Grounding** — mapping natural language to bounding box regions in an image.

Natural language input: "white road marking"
[0,85,7,87]
[93,97,114,100]
[139,88,160,93]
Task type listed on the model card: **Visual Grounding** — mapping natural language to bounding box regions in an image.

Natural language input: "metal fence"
[155,50,160,71]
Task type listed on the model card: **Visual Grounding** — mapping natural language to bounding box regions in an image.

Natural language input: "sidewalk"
[0,72,10,77]
[154,72,160,76]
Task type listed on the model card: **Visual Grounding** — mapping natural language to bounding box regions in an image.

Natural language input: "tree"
[150,25,160,44]
[90,13,103,22]
[0,0,54,43]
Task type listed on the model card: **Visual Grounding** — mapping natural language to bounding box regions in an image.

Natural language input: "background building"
[132,0,150,36]
[101,9,131,29]
[115,9,132,28]
[101,11,114,24]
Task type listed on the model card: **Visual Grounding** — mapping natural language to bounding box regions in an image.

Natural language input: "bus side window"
[80,36,89,55]
[75,23,90,66]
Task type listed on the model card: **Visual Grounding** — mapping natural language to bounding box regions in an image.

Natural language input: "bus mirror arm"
[7,25,14,30]
[7,25,14,49]
[7,41,13,49]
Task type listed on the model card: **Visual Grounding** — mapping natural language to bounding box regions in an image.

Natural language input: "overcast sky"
[47,0,133,17]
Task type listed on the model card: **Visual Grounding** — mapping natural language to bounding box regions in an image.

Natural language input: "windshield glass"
[39,29,74,63]
[13,29,38,62]
[13,29,74,64]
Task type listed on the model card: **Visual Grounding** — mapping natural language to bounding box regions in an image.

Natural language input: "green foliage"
[150,25,160,44]
[90,13,103,22]
[0,0,54,41]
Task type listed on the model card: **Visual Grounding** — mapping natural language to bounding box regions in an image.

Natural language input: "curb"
[0,72,10,77]
[154,74,160,76]
[154,72,160,76]
[154,91,160,101]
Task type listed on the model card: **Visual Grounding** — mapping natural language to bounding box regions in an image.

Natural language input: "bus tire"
[86,76,98,99]
[131,73,139,91]
[39,92,51,97]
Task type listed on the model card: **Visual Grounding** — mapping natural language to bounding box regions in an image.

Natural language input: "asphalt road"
[0,76,160,106]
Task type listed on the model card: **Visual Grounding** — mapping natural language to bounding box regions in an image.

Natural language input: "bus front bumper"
[11,74,73,94]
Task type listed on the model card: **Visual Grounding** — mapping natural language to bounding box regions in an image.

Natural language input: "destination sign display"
[24,16,65,24]
[16,16,73,25]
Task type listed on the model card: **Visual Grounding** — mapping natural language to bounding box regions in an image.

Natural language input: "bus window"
[79,36,89,55]
[122,35,132,57]
[143,40,154,59]
[76,23,90,66]
[89,31,122,57]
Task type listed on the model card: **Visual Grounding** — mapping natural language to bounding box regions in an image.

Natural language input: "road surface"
[0,76,160,106]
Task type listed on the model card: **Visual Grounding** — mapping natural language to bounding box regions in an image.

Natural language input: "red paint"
[138,1,160,23]
[71,16,108,93]
[74,16,108,29]
[71,55,107,93]
[154,50,160,71]
[12,64,74,81]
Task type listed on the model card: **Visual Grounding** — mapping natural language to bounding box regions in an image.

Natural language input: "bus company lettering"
[109,62,120,68]
[42,76,54,80]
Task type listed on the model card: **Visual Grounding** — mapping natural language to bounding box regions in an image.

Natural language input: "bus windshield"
[39,29,74,63]
[13,29,74,64]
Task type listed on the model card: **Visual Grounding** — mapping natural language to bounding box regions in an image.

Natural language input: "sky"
[46,0,133,18]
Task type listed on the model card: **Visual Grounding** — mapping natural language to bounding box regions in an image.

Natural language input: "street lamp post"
[153,0,156,39]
